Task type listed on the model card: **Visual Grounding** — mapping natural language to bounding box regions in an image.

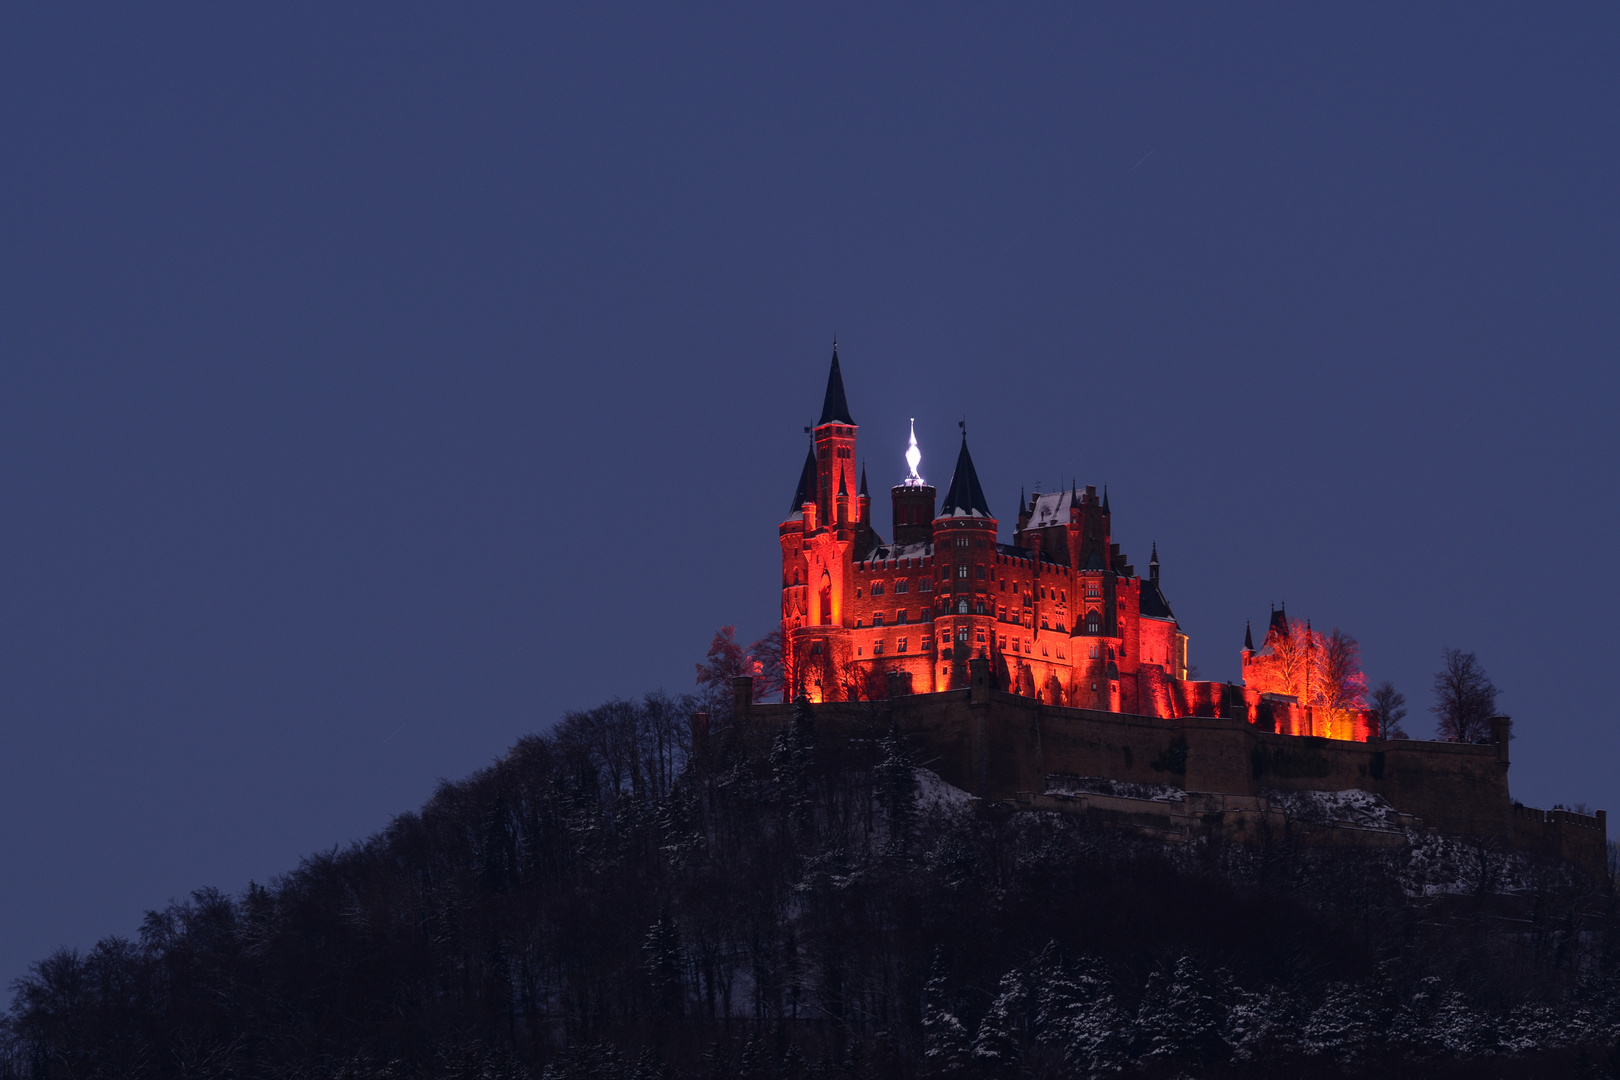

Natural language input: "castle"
[779,347,1368,740]
[760,345,1607,880]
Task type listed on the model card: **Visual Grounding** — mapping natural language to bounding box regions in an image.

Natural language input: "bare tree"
[1314,627,1367,715]
[695,626,748,720]
[1431,648,1498,743]
[1246,619,1365,716]
[747,629,785,702]
[1368,681,1408,740]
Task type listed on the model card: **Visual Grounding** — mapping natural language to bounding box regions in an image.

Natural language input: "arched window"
[819,572,833,626]
[958,599,969,614]
[1086,609,1101,634]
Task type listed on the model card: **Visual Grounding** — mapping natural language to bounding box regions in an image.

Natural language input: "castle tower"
[934,433,997,691]
[892,419,936,545]
[813,344,858,530]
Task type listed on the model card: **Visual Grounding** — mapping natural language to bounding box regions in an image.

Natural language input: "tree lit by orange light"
[1246,618,1368,734]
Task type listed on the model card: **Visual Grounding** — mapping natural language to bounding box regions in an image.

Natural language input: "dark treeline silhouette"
[4,690,1619,1079]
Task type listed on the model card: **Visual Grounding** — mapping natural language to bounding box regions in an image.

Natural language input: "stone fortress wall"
[727,662,1609,883]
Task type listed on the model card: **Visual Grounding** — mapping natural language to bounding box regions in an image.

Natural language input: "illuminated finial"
[904,418,924,485]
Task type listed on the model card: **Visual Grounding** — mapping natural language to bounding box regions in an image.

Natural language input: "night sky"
[3,6,1617,990]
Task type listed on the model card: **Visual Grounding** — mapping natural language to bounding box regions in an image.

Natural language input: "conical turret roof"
[816,344,855,426]
[789,447,816,515]
[939,435,993,519]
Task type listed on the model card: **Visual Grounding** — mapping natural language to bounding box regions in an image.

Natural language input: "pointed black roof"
[789,447,816,515]
[1267,604,1289,644]
[1140,576,1176,620]
[816,345,855,426]
[1244,621,1255,651]
[939,435,993,518]
[859,465,868,497]
[1101,485,1111,514]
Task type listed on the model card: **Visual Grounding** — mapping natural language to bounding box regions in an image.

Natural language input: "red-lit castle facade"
[778,349,1372,741]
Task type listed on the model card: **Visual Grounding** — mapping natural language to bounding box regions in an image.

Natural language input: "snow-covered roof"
[1027,490,1078,529]
[859,541,932,564]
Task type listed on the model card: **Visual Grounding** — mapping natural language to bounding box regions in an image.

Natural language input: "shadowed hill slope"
[4,693,1618,1079]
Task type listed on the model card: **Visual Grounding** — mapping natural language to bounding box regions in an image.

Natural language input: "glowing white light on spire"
[904,418,924,485]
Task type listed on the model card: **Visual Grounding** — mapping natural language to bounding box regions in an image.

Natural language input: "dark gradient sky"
[3,5,1617,990]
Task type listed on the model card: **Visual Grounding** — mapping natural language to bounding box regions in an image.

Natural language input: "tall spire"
[1101,485,1111,514]
[1244,621,1255,652]
[939,434,993,518]
[859,464,869,497]
[1149,542,1160,582]
[789,447,816,514]
[817,342,855,426]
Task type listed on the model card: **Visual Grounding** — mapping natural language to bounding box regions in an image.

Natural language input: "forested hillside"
[4,694,1618,1079]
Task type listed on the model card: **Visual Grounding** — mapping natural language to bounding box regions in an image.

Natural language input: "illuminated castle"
[778,347,1369,739]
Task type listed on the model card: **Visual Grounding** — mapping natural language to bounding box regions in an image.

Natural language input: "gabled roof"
[788,447,816,515]
[1027,489,1077,529]
[816,345,855,426]
[939,435,993,519]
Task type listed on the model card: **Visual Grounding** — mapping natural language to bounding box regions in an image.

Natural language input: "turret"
[934,433,997,690]
[812,343,858,528]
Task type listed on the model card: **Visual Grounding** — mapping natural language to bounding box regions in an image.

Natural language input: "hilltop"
[4,693,1617,1079]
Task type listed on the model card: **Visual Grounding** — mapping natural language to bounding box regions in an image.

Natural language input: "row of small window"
[855,611,914,627]
[860,636,932,656]
[858,578,930,597]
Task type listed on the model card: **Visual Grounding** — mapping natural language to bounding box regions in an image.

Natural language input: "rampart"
[729,659,1608,881]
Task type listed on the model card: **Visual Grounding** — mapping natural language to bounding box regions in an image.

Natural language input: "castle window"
[976,565,986,579]
[957,627,970,643]
[1061,591,1066,602]
[956,536,969,548]
[1086,610,1100,633]
[897,610,908,624]
[999,635,1007,649]
[1087,585,1100,598]
[1090,644,1101,659]
[975,539,986,549]
[873,640,883,655]
[1042,643,1049,656]
[811,642,824,655]
[871,582,884,596]
[872,613,883,626]
[857,647,862,656]
[895,580,909,594]
[957,599,968,614]
[957,565,968,579]
[977,631,986,643]
[1000,580,1006,592]
[897,638,908,653]
[856,619,863,627]
[920,579,932,592]
[923,636,933,650]
[975,600,987,614]
[855,588,862,597]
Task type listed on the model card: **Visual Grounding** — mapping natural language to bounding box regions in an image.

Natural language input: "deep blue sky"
[3,5,1616,991]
